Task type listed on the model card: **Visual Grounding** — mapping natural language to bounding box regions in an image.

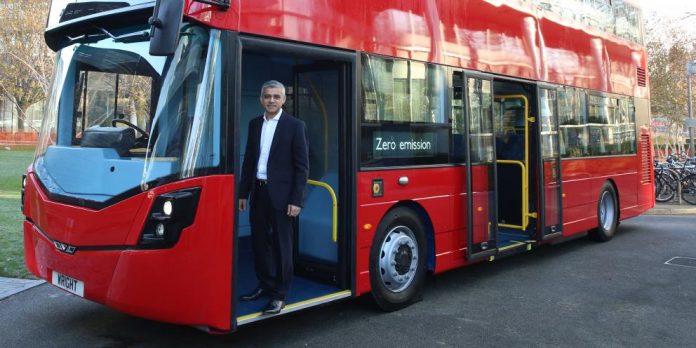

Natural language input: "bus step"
[489,241,535,261]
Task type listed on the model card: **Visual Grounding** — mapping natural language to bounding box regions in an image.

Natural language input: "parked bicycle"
[653,156,696,205]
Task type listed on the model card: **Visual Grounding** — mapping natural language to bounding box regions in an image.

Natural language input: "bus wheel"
[369,207,427,311]
[590,182,618,242]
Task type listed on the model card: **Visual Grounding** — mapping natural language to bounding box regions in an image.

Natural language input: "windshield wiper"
[67,27,151,45]
[66,32,108,45]
[113,31,151,43]
[97,26,151,43]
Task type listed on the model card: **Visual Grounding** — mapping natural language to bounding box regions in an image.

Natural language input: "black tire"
[655,170,676,202]
[681,174,696,205]
[589,182,619,242]
[369,207,427,312]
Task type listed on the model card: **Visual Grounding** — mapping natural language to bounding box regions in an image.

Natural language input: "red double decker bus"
[23,0,653,332]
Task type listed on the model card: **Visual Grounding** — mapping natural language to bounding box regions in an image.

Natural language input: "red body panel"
[186,0,647,97]
[23,174,234,331]
[356,167,472,296]
[470,165,493,247]
[25,176,147,246]
[561,156,639,236]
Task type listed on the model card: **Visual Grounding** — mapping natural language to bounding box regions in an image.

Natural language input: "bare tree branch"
[0,0,54,132]
[3,51,51,95]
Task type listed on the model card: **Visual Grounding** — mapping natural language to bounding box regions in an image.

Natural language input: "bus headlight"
[155,223,166,237]
[162,200,173,216]
[138,187,201,248]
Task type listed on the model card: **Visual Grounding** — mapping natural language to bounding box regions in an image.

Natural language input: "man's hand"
[239,199,248,212]
[287,204,301,217]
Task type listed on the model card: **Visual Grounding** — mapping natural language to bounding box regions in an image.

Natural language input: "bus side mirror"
[149,0,185,56]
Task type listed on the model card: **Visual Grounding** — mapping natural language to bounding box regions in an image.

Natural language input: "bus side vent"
[640,133,652,184]
[637,67,647,87]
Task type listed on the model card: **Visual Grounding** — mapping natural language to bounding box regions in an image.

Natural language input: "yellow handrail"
[496,160,529,231]
[306,179,338,242]
[495,95,532,232]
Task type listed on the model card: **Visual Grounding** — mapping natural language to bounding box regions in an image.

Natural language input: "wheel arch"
[382,200,436,272]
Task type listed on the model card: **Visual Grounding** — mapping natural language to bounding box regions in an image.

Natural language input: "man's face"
[260,87,286,116]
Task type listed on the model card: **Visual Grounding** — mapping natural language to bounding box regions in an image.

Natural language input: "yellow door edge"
[236,290,352,326]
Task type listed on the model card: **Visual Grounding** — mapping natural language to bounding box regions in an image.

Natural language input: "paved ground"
[0,277,43,301]
[644,201,696,215]
[1,214,695,347]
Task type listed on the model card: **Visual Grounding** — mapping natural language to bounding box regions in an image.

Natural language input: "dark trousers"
[250,182,294,300]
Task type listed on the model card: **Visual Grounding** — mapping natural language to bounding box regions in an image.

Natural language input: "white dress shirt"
[256,110,282,180]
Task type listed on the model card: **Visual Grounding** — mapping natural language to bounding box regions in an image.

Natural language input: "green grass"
[0,147,35,278]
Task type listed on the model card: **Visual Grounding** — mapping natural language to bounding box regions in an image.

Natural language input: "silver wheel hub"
[378,225,419,293]
[599,191,615,233]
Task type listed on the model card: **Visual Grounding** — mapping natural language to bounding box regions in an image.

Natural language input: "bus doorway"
[234,39,353,326]
[493,81,538,251]
[492,80,564,251]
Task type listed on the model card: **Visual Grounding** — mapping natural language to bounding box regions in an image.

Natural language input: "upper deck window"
[362,54,447,124]
[535,0,644,45]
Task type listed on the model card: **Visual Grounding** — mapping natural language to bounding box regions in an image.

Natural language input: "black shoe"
[262,299,285,314]
[240,287,267,301]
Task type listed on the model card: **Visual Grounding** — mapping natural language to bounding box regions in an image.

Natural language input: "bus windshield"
[34,24,221,206]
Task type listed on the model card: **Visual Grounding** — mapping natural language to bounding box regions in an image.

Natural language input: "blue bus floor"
[235,243,341,318]
[497,227,531,248]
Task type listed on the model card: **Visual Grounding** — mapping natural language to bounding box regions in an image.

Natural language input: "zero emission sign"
[372,130,438,159]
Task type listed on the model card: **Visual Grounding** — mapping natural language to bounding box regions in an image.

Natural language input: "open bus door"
[537,86,563,240]
[292,63,350,287]
[460,72,498,261]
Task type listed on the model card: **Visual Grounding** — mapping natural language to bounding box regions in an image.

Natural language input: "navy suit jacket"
[239,113,309,210]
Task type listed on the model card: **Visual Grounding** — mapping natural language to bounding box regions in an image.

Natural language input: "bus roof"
[188,0,647,96]
[46,0,648,97]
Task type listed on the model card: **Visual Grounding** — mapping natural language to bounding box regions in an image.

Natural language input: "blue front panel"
[39,146,176,202]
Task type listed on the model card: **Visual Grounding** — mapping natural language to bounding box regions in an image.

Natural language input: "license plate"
[51,270,84,297]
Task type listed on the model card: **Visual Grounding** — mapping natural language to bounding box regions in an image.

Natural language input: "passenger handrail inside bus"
[306,179,338,242]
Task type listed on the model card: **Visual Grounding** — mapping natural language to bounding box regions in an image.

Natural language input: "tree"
[0,0,54,132]
[645,15,696,155]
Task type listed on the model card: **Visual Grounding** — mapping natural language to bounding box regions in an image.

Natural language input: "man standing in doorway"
[238,80,309,314]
